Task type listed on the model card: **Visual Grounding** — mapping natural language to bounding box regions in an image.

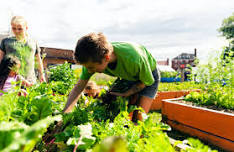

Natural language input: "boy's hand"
[110,91,130,97]
[110,82,145,97]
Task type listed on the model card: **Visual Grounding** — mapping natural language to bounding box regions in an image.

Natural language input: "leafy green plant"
[7,42,31,77]
[0,87,21,121]
[92,136,128,152]
[0,82,66,125]
[48,62,75,83]
[0,121,28,151]
[48,62,76,95]
[92,112,174,152]
[66,123,96,151]
[182,138,218,152]
[160,71,179,78]
[185,85,234,110]
[0,62,218,152]
[0,115,61,152]
[158,82,204,92]
[185,51,234,110]
[26,95,53,125]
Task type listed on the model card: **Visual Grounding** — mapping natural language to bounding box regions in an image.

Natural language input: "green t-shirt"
[80,42,157,86]
[0,36,40,83]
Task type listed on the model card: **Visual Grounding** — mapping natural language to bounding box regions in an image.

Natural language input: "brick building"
[171,49,197,71]
[157,58,169,66]
[40,47,75,69]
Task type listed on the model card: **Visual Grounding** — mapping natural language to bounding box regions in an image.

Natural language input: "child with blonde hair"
[0,16,45,84]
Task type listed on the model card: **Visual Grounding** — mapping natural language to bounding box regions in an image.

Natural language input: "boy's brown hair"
[74,32,111,64]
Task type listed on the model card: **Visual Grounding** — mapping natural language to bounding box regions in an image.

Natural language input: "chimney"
[194,48,197,57]
[167,58,169,65]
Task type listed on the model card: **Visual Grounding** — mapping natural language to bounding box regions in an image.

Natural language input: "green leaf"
[1,115,61,152]
[27,96,53,125]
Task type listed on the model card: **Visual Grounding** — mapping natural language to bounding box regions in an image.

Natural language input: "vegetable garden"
[0,50,233,152]
[0,13,233,152]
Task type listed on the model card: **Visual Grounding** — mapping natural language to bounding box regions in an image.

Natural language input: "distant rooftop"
[172,48,197,60]
[40,47,74,61]
[173,53,196,60]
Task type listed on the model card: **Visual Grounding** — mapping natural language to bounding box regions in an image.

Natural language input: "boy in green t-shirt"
[63,32,160,122]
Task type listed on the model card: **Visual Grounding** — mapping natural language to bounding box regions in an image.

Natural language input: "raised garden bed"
[151,90,200,110]
[161,97,234,151]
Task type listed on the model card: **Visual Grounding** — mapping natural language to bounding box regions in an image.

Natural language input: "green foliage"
[0,82,66,125]
[0,115,61,152]
[219,13,234,40]
[91,73,116,86]
[0,121,28,151]
[182,138,218,152]
[92,136,128,152]
[73,67,82,79]
[194,52,233,86]
[46,93,174,152]
[48,62,75,83]
[50,81,71,95]
[55,125,73,142]
[0,61,219,152]
[92,112,174,152]
[185,85,234,110]
[48,62,76,95]
[160,71,179,78]
[26,95,53,125]
[7,42,32,77]
[158,82,204,91]
[185,52,234,110]
[63,106,90,126]
[0,91,19,121]
[66,123,96,150]
[219,13,234,60]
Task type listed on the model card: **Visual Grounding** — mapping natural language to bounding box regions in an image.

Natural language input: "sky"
[0,0,233,63]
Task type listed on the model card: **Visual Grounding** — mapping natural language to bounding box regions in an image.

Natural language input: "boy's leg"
[132,68,160,122]
[129,94,138,105]
[138,96,154,113]
[132,96,152,123]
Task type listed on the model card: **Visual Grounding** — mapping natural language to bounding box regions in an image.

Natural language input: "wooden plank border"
[162,98,234,151]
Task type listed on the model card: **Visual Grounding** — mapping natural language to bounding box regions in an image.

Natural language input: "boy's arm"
[0,49,5,64]
[63,79,89,113]
[36,53,46,82]
[110,82,146,97]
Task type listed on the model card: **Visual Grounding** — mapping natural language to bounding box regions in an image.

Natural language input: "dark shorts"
[110,68,160,99]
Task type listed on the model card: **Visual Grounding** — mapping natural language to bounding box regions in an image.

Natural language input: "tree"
[219,13,234,41]
[219,13,234,60]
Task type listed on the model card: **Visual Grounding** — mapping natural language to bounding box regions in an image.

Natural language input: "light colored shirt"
[0,36,40,83]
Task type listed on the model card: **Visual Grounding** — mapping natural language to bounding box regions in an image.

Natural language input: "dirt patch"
[173,100,234,114]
